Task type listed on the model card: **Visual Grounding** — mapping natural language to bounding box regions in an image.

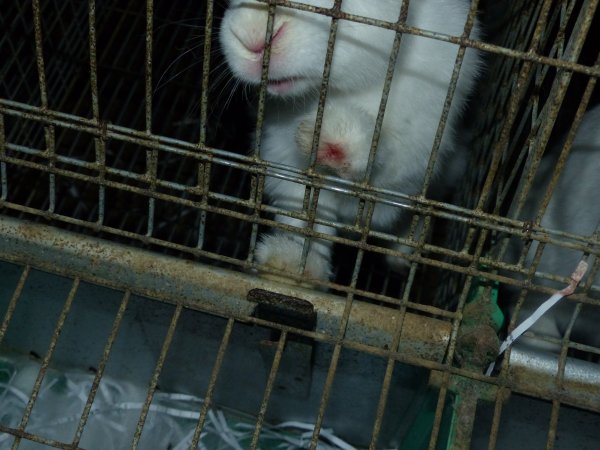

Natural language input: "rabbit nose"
[236,24,285,55]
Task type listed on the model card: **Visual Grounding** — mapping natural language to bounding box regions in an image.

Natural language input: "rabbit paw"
[255,232,332,285]
[296,108,372,180]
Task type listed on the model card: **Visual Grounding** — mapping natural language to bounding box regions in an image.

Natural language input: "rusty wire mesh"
[0,0,599,449]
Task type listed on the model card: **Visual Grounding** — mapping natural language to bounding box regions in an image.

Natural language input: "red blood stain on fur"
[320,143,345,163]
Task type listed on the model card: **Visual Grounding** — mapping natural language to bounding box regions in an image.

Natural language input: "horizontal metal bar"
[0,215,452,361]
[506,347,600,411]
[2,100,599,256]
[0,424,83,450]
[257,0,600,77]
[2,216,599,415]
[2,198,597,307]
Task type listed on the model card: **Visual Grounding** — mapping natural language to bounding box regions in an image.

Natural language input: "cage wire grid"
[0,0,599,449]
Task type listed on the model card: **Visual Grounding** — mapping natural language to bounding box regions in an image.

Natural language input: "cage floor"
[2,258,600,450]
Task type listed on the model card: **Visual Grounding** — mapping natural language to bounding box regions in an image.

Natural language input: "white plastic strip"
[486,260,589,376]
[0,357,358,450]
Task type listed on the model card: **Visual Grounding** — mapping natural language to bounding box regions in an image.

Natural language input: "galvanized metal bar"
[249,330,288,450]
[368,358,396,450]
[299,187,322,274]
[368,287,414,448]
[30,0,56,172]
[252,1,277,159]
[544,297,583,450]
[309,343,343,450]
[31,0,48,109]
[546,399,560,450]
[0,112,5,201]
[10,213,447,357]
[309,197,374,449]
[70,291,131,448]
[95,123,107,225]
[2,196,598,310]
[0,265,30,346]
[195,161,210,250]
[87,0,99,121]
[130,303,183,450]
[306,0,341,172]
[369,210,430,448]
[11,278,80,450]
[487,389,508,450]
[144,0,154,133]
[195,0,215,250]
[198,0,213,146]
[247,173,266,263]
[297,0,342,277]
[428,375,450,450]
[506,347,600,412]
[361,0,409,184]
[1,219,599,414]
[188,318,235,450]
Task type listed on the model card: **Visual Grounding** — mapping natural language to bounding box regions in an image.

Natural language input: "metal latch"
[247,288,317,398]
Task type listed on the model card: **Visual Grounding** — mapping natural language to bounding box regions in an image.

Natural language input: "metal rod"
[70,291,131,448]
[130,303,183,450]
[249,330,288,450]
[189,318,235,450]
[11,278,80,450]
[0,265,30,345]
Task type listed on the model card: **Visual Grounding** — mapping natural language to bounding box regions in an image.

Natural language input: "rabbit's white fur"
[220,0,481,282]
[508,105,600,352]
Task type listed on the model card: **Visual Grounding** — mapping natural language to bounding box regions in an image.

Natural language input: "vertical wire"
[252,1,277,159]
[299,0,342,280]
[189,318,235,450]
[546,400,561,450]
[144,0,154,134]
[130,303,182,450]
[87,0,107,226]
[0,113,7,201]
[199,0,213,147]
[31,0,56,214]
[474,0,555,210]
[507,0,598,225]
[428,371,450,450]
[360,0,409,185]
[11,278,80,450]
[248,331,288,450]
[31,0,49,109]
[487,388,508,450]
[196,0,214,251]
[0,265,30,345]
[309,199,375,450]
[88,0,99,122]
[144,0,157,238]
[70,291,131,448]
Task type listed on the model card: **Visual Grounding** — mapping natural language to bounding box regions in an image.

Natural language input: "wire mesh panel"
[0,0,599,449]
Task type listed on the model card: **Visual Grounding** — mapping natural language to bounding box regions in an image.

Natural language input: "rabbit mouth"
[267,77,303,95]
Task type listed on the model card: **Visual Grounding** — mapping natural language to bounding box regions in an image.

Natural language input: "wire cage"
[0,0,599,449]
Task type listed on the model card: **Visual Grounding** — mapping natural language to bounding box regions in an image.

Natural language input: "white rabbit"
[220,0,481,282]
[507,105,600,352]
